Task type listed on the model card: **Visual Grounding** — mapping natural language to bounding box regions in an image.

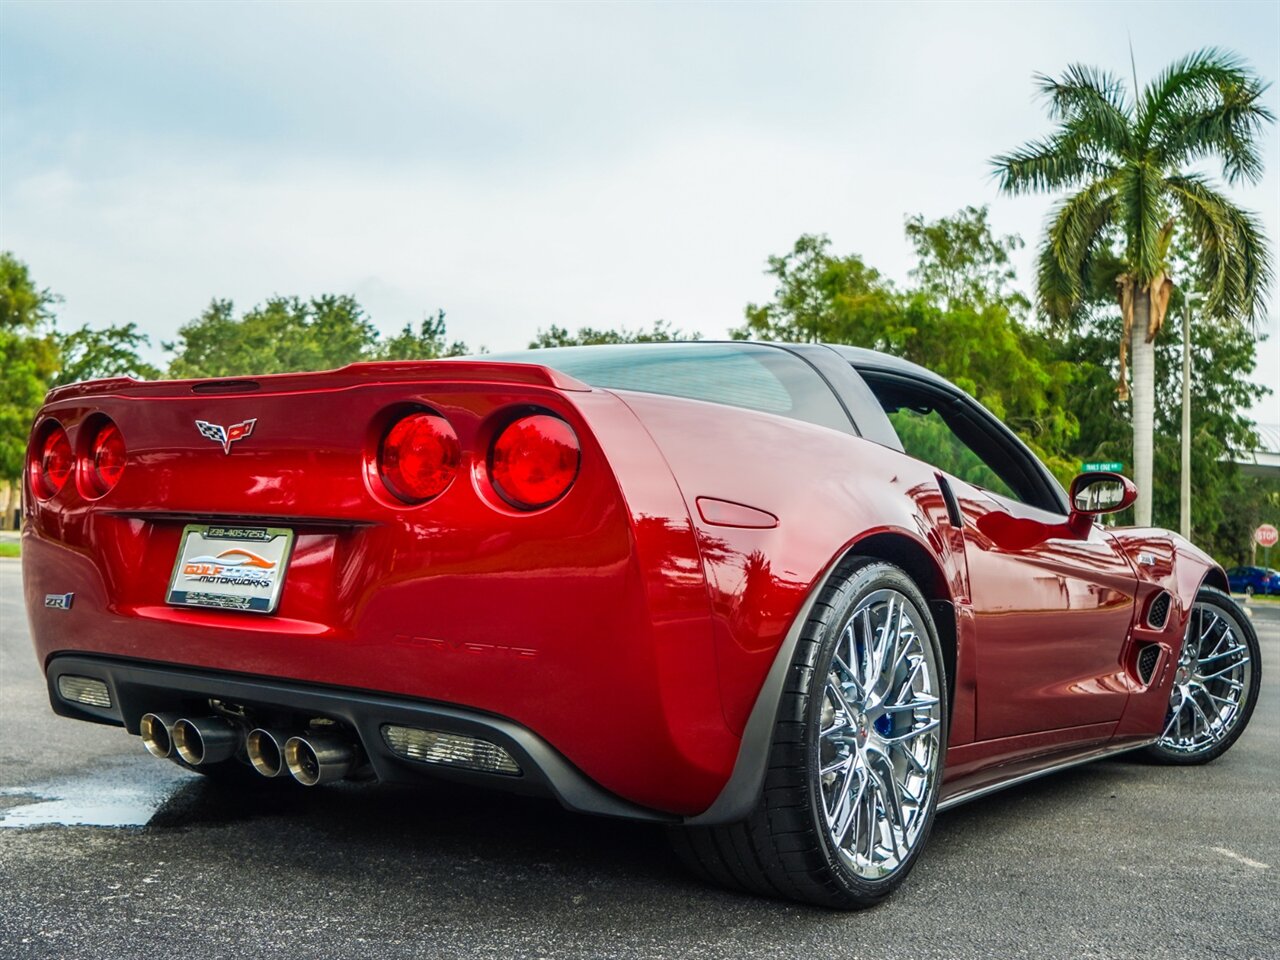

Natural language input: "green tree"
[905,205,1028,312]
[53,323,161,387]
[0,253,61,497]
[0,330,58,488]
[379,310,470,360]
[0,252,60,332]
[1052,227,1269,557]
[1214,476,1280,567]
[529,319,698,348]
[1,254,162,513]
[1055,305,1266,554]
[736,218,1080,479]
[733,235,897,344]
[992,49,1274,524]
[894,297,1080,481]
[166,295,381,377]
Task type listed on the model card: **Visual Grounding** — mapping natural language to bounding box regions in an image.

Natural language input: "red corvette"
[22,341,1261,908]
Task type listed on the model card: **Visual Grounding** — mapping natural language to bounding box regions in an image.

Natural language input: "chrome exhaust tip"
[140,712,181,759]
[173,716,241,766]
[246,728,291,778]
[284,734,355,786]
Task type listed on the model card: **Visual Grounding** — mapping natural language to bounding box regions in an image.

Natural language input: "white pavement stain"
[0,756,189,828]
[1210,846,1270,870]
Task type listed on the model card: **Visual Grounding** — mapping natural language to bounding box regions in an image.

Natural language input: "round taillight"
[87,421,127,496]
[30,425,74,500]
[379,412,460,503]
[490,414,580,510]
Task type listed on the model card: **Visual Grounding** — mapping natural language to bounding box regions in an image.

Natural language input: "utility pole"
[1180,294,1201,540]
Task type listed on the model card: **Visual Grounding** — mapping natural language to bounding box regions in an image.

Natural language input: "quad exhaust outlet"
[139,711,359,784]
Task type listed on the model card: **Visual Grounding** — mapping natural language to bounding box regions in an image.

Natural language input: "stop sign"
[1256,524,1279,548]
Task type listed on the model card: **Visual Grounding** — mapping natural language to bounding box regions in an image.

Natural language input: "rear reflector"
[381,724,521,776]
[57,675,111,708]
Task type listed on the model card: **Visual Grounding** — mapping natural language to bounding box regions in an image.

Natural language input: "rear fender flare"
[684,529,955,825]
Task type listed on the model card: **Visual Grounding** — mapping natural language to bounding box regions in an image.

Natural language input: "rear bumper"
[47,653,676,822]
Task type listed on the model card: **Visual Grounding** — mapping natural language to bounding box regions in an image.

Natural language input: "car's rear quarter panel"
[612,391,971,742]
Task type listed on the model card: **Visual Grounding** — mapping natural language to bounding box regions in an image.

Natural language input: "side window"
[859,369,1066,510]
[886,407,1020,501]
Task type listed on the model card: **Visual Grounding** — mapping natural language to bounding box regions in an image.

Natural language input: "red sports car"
[22,341,1261,908]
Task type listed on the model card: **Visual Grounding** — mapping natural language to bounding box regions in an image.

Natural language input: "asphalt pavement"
[1,559,1277,960]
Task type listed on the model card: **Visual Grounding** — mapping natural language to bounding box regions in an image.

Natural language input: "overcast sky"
[2,0,1277,421]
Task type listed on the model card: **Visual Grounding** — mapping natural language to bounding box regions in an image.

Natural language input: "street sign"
[1255,524,1279,548]
[1081,461,1124,473]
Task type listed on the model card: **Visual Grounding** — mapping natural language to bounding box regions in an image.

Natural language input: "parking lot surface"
[2,560,1277,959]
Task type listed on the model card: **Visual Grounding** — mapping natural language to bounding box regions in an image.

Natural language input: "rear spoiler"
[43,360,592,404]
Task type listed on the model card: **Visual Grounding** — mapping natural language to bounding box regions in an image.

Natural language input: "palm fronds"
[993,47,1272,308]
[1038,64,1133,154]
[1137,48,1273,184]
[1037,179,1117,319]
[1166,173,1273,325]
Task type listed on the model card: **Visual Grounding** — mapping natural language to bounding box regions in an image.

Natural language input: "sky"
[2,0,1278,422]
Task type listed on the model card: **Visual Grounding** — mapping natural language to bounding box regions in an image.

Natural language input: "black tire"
[1141,585,1261,765]
[670,557,948,909]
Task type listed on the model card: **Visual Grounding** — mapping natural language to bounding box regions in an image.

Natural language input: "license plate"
[166,524,295,614]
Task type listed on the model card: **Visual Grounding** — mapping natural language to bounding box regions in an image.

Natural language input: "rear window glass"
[482,343,852,433]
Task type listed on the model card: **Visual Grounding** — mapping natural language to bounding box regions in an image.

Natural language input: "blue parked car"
[1226,566,1280,596]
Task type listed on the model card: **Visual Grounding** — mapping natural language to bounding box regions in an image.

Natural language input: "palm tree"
[992,49,1273,526]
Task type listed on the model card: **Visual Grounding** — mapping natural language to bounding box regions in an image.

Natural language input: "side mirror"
[1068,472,1138,522]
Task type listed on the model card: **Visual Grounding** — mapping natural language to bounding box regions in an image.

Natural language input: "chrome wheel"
[670,559,946,907]
[818,588,942,881]
[1159,600,1253,755]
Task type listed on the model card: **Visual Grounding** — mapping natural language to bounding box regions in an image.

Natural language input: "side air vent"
[1136,643,1162,685]
[1146,591,1172,629]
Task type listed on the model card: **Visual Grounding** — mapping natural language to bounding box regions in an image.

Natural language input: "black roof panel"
[820,343,953,387]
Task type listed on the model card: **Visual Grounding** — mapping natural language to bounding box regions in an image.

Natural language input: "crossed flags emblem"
[195,419,257,454]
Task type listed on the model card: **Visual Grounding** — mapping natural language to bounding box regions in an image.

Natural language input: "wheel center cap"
[1175,665,1191,685]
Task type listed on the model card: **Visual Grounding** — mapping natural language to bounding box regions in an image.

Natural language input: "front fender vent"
[1146,591,1172,629]
[1136,643,1162,685]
